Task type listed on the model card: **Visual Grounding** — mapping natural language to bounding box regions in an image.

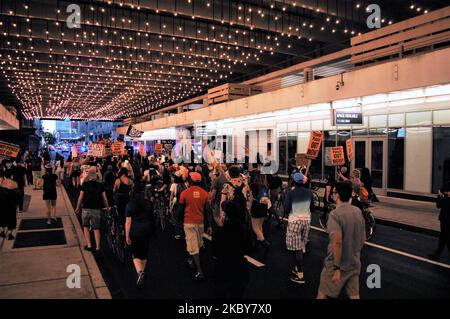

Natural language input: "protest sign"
[0,141,20,159]
[306,131,323,159]
[330,146,345,166]
[111,141,125,156]
[87,143,105,157]
[139,143,146,157]
[346,139,354,162]
[295,153,311,167]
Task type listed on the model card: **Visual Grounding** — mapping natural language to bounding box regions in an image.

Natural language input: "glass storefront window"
[278,136,287,176]
[388,128,404,189]
[433,110,450,125]
[406,111,432,126]
[389,113,405,127]
[324,131,337,180]
[433,127,450,193]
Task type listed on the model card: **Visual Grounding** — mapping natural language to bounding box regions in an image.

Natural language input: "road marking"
[244,255,265,267]
[309,225,450,269]
[202,233,265,267]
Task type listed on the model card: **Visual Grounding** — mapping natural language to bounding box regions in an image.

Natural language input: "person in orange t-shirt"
[179,171,211,280]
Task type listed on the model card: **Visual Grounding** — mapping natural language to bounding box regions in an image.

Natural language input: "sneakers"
[84,246,93,252]
[290,271,305,284]
[291,266,299,275]
[47,220,52,225]
[186,258,196,270]
[194,272,205,281]
[136,271,146,287]
[7,233,15,240]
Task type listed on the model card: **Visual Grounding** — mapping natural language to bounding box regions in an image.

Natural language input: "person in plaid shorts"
[284,171,313,284]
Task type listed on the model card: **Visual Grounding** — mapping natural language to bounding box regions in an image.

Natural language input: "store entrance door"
[352,138,387,195]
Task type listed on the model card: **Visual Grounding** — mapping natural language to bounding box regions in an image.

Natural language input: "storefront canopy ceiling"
[0,0,447,120]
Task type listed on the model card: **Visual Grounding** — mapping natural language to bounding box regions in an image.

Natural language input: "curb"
[60,185,112,299]
[374,217,440,237]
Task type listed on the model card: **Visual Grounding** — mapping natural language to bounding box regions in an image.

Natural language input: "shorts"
[71,171,81,178]
[82,208,102,230]
[130,235,150,260]
[45,199,56,206]
[286,219,310,251]
[184,224,204,255]
[318,266,361,298]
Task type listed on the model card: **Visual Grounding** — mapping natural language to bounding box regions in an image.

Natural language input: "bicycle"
[147,185,167,231]
[104,206,126,263]
[319,202,376,241]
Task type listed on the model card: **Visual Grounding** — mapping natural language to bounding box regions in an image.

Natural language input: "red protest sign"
[306,131,323,159]
[346,139,354,162]
[330,146,346,166]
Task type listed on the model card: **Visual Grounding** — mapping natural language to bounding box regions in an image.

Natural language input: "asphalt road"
[64,184,450,299]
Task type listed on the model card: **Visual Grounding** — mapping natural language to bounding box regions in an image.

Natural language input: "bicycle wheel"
[159,207,166,231]
[365,213,376,241]
[105,222,115,252]
[312,191,321,211]
[114,225,125,263]
[319,211,328,230]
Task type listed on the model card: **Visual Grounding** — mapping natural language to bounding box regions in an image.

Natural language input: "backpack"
[224,182,247,214]
[359,186,369,202]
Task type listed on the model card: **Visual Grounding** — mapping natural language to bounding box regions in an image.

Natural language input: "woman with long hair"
[125,183,156,287]
[113,167,134,224]
[249,172,270,246]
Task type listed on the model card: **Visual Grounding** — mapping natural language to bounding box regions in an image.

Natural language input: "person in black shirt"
[42,164,58,225]
[103,165,116,206]
[25,156,33,185]
[213,201,251,299]
[429,181,450,261]
[125,183,156,287]
[13,161,27,213]
[75,167,109,253]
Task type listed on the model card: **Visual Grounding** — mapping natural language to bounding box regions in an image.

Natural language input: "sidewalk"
[0,185,111,299]
[370,195,440,233]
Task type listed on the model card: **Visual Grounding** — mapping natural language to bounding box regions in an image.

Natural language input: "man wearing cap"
[284,171,314,285]
[75,166,110,254]
[179,172,212,280]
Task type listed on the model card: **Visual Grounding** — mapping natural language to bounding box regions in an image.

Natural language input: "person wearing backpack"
[75,167,110,254]
[219,165,250,227]
[42,164,58,225]
[170,170,188,239]
[284,172,313,285]
[125,183,156,288]
[249,172,271,247]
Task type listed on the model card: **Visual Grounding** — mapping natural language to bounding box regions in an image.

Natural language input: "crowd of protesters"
[1,145,449,300]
